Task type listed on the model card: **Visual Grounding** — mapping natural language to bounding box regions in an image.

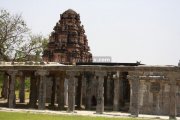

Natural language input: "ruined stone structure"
[0,62,180,120]
[43,9,92,64]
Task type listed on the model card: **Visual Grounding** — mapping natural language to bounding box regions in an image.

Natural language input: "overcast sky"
[1,0,180,65]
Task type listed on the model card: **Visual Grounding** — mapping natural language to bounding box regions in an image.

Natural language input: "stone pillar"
[7,70,18,108]
[128,72,140,117]
[76,74,82,109]
[113,72,120,111]
[168,72,177,120]
[96,71,106,114]
[19,72,25,103]
[81,74,87,107]
[58,72,65,110]
[153,92,160,114]
[67,71,77,112]
[64,78,68,106]
[106,74,111,105]
[150,82,160,115]
[37,70,49,110]
[50,76,56,107]
[29,72,38,108]
[85,72,93,110]
[119,74,124,107]
[139,80,145,112]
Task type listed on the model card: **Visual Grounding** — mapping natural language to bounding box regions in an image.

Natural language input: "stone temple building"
[0,9,180,120]
[43,9,92,64]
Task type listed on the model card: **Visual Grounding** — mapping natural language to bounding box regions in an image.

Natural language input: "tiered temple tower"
[43,9,92,64]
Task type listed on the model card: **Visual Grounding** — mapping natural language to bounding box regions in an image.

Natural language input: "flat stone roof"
[0,62,179,72]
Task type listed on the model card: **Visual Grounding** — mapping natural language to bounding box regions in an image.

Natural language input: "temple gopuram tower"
[43,9,92,64]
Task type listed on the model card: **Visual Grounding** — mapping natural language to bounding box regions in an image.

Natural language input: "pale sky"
[1,0,180,65]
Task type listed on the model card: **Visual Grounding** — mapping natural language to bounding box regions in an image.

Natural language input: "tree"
[0,9,48,62]
[0,9,29,61]
[15,34,48,62]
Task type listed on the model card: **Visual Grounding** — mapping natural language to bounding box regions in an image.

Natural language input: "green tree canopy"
[15,34,48,62]
[0,9,48,62]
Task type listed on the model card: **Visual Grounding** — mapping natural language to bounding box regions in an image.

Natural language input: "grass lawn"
[0,111,150,120]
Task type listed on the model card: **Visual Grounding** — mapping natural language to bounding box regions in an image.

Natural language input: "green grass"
[0,111,149,120]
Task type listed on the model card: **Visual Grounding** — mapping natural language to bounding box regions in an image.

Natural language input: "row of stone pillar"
[1,70,126,114]
[0,70,48,109]
[1,71,24,102]
[2,70,26,108]
[4,69,177,119]
[67,71,106,113]
[78,71,124,113]
[128,71,178,120]
[1,70,107,114]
